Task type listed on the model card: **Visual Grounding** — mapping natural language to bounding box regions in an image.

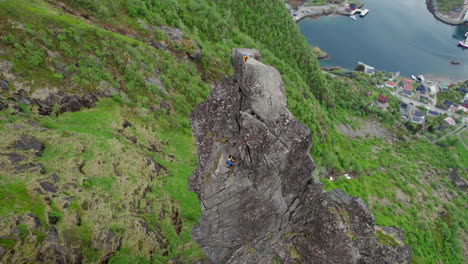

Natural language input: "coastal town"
[288,0,468,146]
[287,0,468,25]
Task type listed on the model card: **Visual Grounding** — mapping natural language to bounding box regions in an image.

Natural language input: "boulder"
[40,182,57,193]
[189,48,410,263]
[12,89,31,105]
[160,26,202,60]
[13,135,45,156]
[0,152,26,163]
[0,100,7,111]
[0,79,8,92]
[59,93,98,113]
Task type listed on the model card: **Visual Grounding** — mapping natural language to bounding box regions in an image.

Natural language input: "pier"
[350,9,369,16]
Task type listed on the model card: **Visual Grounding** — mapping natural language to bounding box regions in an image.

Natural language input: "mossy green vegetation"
[436,0,464,12]
[376,230,400,247]
[0,0,466,263]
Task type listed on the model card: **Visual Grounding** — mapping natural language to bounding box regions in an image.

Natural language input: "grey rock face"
[189,48,410,264]
[13,134,45,156]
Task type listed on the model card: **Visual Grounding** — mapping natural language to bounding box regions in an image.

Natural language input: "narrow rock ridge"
[189,48,411,263]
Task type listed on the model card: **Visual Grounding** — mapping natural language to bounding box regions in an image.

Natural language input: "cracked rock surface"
[189,48,411,264]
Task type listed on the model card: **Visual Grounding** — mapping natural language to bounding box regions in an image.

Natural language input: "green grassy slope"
[0,0,466,263]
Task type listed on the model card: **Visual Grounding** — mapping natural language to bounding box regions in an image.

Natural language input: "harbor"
[289,1,369,22]
[459,32,468,48]
[299,0,468,81]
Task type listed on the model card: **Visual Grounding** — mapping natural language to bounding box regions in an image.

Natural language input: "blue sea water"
[299,0,468,81]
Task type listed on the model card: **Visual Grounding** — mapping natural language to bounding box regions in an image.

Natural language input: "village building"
[444,117,456,126]
[416,84,426,94]
[385,81,396,88]
[439,83,448,91]
[378,94,388,103]
[402,78,414,85]
[411,116,423,124]
[427,110,440,117]
[401,90,412,97]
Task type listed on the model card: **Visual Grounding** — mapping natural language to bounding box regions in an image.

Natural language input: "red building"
[378,94,388,103]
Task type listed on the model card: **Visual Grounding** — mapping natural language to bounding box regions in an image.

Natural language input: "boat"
[458,32,468,48]
[360,9,369,17]
[350,15,357,20]
[418,74,425,82]
[411,75,417,80]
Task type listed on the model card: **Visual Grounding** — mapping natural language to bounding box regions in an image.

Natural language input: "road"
[389,90,467,124]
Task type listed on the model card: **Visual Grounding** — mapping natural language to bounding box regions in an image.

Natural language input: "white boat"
[411,75,417,80]
[350,15,357,20]
[360,9,369,17]
[458,32,468,48]
[418,74,425,82]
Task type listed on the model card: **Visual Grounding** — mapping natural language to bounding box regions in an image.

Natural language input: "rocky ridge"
[189,48,411,263]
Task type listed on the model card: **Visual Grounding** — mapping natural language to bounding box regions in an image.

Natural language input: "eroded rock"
[189,48,410,263]
[13,135,45,156]
[40,182,57,193]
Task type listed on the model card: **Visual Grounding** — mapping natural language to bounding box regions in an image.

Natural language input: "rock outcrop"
[189,48,411,263]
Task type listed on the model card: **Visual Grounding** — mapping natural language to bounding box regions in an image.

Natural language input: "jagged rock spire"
[189,48,410,263]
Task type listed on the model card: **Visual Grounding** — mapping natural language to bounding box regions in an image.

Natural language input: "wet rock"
[0,100,7,111]
[15,163,45,174]
[168,258,182,264]
[151,43,168,50]
[127,136,137,144]
[449,170,467,189]
[50,173,59,183]
[13,135,45,156]
[145,78,168,96]
[27,213,42,229]
[91,229,121,252]
[189,48,410,264]
[122,120,132,128]
[46,226,59,243]
[12,89,31,105]
[0,80,8,92]
[48,213,59,225]
[37,243,82,264]
[0,152,26,163]
[59,93,98,113]
[40,182,57,193]
[75,214,81,226]
[32,92,62,116]
[160,100,171,115]
[160,26,202,60]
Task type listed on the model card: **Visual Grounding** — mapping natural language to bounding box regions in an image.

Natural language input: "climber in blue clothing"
[226,154,236,168]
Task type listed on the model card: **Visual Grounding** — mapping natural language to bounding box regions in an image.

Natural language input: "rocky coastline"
[425,0,468,26]
[290,0,364,22]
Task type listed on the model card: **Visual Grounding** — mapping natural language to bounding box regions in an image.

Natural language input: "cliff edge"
[189,48,411,263]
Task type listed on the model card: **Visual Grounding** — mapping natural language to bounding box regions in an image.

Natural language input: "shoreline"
[321,66,467,84]
[425,0,468,26]
[291,1,364,23]
[293,1,468,83]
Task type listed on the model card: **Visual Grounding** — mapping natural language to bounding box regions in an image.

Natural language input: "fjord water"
[299,0,468,81]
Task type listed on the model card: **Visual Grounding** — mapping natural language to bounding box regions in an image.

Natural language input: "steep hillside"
[0,0,466,263]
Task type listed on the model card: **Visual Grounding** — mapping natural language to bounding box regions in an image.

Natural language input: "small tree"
[355,64,365,72]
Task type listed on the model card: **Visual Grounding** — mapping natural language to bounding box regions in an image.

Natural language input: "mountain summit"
[189,48,411,264]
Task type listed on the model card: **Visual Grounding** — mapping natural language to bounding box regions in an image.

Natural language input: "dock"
[350,9,369,17]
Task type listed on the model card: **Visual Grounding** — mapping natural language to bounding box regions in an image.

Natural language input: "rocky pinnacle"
[189,48,411,264]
